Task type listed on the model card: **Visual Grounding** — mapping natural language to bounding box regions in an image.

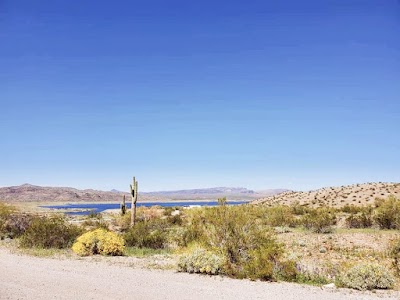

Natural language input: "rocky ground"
[253,182,400,207]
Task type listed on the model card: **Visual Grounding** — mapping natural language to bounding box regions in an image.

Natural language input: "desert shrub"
[124,219,169,249]
[20,215,83,249]
[274,226,291,234]
[0,203,15,218]
[163,207,175,216]
[345,208,373,229]
[72,228,125,256]
[242,247,296,281]
[163,207,183,225]
[114,206,166,231]
[81,213,109,230]
[0,203,15,238]
[373,195,400,229]
[374,197,385,208]
[186,206,286,280]
[336,263,395,290]
[300,208,336,233]
[341,204,363,214]
[166,214,183,226]
[172,209,206,248]
[113,212,131,231]
[291,201,310,215]
[294,263,337,285]
[273,260,298,282]
[2,214,34,238]
[178,247,223,275]
[87,211,101,219]
[265,205,296,227]
[390,238,400,275]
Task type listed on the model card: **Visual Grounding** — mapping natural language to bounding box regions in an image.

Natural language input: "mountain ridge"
[0,184,287,202]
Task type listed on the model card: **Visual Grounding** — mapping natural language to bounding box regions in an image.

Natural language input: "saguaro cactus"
[120,195,126,215]
[130,177,138,226]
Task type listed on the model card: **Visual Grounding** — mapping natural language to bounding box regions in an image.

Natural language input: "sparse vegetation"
[2,191,400,292]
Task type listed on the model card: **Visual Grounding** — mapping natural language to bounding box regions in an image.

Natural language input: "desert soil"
[1,248,399,300]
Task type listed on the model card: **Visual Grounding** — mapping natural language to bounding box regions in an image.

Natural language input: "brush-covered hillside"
[252,182,400,207]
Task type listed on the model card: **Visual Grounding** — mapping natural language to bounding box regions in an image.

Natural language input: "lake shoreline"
[36,200,250,215]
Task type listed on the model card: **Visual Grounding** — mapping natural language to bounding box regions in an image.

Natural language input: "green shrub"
[185,206,286,280]
[373,195,400,229]
[273,260,298,282]
[178,247,223,275]
[390,237,400,275]
[166,214,183,226]
[296,272,330,285]
[341,204,363,214]
[20,215,83,249]
[0,203,15,238]
[291,201,310,215]
[337,263,395,290]
[300,208,336,233]
[2,214,33,238]
[242,247,296,281]
[265,206,296,227]
[345,210,373,229]
[124,219,168,249]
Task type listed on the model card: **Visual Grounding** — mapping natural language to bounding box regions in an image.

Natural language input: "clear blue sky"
[1,1,399,192]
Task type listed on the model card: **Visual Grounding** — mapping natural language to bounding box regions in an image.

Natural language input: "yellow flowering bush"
[72,229,125,256]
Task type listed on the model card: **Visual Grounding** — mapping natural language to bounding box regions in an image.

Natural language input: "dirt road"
[0,248,398,300]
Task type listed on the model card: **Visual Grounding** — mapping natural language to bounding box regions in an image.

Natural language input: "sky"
[0,1,399,192]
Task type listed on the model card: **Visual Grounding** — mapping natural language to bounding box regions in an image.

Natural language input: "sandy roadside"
[0,248,399,300]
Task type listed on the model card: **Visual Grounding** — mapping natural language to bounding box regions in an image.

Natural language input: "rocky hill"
[252,182,400,207]
[0,184,287,203]
[0,184,132,203]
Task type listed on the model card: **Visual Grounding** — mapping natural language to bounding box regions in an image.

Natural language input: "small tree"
[217,196,227,206]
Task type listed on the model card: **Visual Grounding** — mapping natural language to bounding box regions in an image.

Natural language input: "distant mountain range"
[0,184,287,203]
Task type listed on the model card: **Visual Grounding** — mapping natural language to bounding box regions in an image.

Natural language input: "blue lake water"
[42,201,249,215]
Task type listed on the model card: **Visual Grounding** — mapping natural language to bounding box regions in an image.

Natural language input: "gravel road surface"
[0,248,398,300]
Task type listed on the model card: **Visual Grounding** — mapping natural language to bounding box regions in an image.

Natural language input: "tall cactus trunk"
[130,177,138,226]
[120,195,126,215]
